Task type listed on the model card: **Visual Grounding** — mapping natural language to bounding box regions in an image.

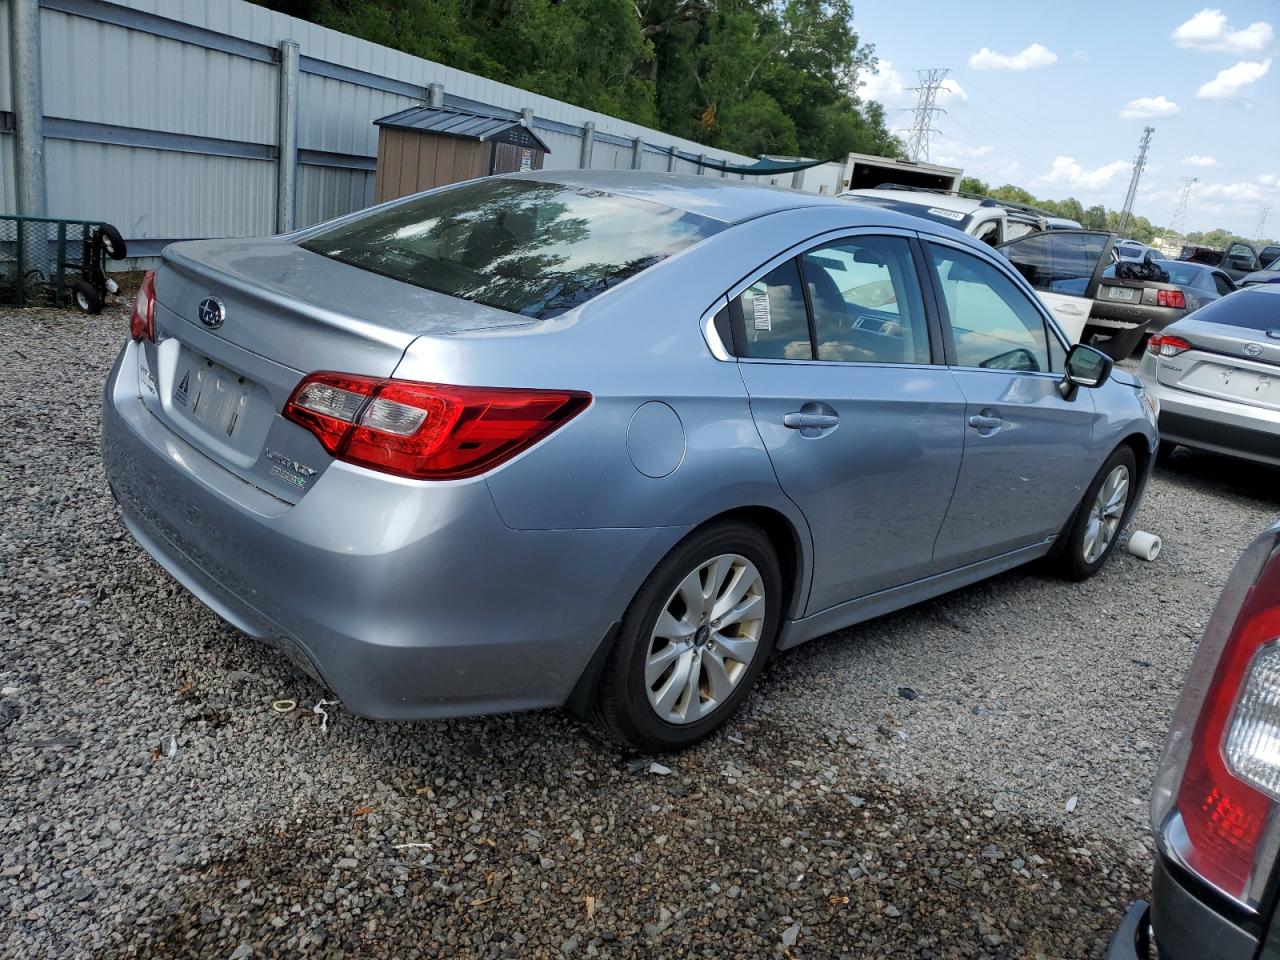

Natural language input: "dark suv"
[1111,519,1280,958]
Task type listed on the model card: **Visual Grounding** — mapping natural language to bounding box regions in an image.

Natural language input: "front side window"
[999,231,1111,298]
[801,236,930,364]
[928,244,1051,373]
[729,259,812,360]
[300,178,724,320]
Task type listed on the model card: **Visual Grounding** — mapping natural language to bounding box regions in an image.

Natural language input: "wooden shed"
[372,104,552,203]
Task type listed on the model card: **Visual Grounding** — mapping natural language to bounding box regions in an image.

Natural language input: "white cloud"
[1260,173,1279,187]
[858,59,907,107]
[1196,58,1271,98]
[1173,8,1275,56]
[1182,155,1218,167]
[968,43,1058,71]
[1033,156,1131,192]
[1119,96,1179,118]
[932,140,994,166]
[940,78,967,101]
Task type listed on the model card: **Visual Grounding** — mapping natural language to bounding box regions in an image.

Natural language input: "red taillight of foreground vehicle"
[283,372,591,480]
[130,270,157,342]
[1157,289,1187,309]
[1147,334,1192,357]
[1151,527,1280,906]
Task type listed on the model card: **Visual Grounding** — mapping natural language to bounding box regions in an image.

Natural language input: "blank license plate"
[173,353,252,438]
[1106,286,1136,302]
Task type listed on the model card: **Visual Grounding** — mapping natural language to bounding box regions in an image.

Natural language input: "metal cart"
[0,214,128,313]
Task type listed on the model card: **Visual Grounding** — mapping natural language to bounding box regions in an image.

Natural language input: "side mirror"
[1059,343,1113,399]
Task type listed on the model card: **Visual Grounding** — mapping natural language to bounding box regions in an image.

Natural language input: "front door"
[730,231,966,614]
[997,230,1115,343]
[923,239,1100,568]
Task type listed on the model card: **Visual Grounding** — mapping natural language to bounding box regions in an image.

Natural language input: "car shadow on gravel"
[1155,447,1280,507]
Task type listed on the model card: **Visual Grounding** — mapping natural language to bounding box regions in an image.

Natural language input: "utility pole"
[1117,125,1153,238]
[905,68,949,163]
[1168,176,1197,241]
[1255,207,1270,241]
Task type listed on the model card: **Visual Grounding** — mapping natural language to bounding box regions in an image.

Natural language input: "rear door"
[922,237,1099,567]
[730,229,967,613]
[996,230,1115,342]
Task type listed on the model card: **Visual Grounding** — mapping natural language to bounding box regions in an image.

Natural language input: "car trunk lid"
[136,238,533,503]
[1154,319,1280,412]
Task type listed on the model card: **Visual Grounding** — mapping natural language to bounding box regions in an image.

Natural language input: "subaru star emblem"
[1244,342,1264,357]
[197,297,225,329]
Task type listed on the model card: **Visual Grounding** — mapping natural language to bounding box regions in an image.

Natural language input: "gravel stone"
[3,301,1278,957]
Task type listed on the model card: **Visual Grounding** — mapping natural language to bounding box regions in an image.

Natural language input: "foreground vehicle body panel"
[102,171,1156,726]
[1111,520,1280,959]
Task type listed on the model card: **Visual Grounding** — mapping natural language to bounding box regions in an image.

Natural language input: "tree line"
[259,0,901,160]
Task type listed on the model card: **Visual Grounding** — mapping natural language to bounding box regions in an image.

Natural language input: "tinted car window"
[300,179,724,320]
[1192,288,1280,331]
[1213,273,1236,297]
[928,245,1051,372]
[1261,247,1280,269]
[801,236,930,364]
[1000,231,1110,296]
[729,259,812,360]
[1226,243,1259,270]
[1155,260,1209,288]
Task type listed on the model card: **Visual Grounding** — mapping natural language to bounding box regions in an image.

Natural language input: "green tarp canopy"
[684,155,836,176]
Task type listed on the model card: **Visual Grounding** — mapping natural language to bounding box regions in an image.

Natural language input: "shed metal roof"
[374,104,551,152]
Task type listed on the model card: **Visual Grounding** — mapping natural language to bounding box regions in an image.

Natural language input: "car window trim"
[719,226,944,368]
[919,234,1067,377]
[700,296,732,360]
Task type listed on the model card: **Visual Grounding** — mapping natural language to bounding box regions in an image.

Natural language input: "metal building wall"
[2,0,831,255]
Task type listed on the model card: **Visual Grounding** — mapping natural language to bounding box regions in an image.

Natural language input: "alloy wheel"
[644,553,766,725]
[1082,464,1130,564]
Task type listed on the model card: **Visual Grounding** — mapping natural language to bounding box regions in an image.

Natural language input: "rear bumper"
[101,341,686,719]
[1109,854,1258,960]
[1140,354,1280,467]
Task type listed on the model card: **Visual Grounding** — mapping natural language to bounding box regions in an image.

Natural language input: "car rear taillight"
[1151,525,1280,908]
[1147,334,1192,357]
[1157,289,1187,309]
[130,270,156,342]
[283,372,591,480]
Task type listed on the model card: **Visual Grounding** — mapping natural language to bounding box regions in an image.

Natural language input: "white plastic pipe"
[1128,530,1162,561]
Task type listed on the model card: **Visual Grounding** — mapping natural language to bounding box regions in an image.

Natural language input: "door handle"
[784,412,840,430]
[967,414,1004,430]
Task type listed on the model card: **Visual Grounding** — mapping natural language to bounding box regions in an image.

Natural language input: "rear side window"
[928,244,1052,373]
[1213,273,1236,297]
[730,260,813,360]
[300,178,724,320]
[1194,289,1280,331]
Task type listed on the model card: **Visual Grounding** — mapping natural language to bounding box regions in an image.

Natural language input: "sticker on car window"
[927,207,967,222]
[752,292,772,331]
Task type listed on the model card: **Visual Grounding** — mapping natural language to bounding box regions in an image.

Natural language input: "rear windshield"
[1196,288,1280,331]
[300,178,725,319]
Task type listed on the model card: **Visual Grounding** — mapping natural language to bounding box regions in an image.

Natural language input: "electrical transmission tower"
[1256,207,1270,241]
[1117,125,1154,237]
[1168,176,1197,240]
[905,69,949,163]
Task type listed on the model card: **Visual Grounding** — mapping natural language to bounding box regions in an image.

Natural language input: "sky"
[851,1,1278,238]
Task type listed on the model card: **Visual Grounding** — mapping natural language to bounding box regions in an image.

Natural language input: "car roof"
[843,188,987,215]
[511,169,851,224]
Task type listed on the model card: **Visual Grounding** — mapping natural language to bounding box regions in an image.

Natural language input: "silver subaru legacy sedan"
[102,171,1158,751]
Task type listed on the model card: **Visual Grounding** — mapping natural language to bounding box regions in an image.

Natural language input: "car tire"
[71,279,103,315]
[593,520,782,752]
[1058,445,1138,582]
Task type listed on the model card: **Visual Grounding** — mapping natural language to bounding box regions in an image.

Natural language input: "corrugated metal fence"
[0,0,845,260]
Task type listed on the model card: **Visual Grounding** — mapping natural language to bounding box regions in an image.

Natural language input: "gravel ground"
[3,301,1278,959]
